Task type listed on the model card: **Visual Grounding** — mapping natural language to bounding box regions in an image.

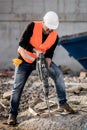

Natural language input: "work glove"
[12,58,23,67]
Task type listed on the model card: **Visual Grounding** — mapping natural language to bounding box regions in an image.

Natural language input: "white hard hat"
[43,11,59,30]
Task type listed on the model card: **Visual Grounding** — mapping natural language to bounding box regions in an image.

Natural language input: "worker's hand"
[45,58,52,67]
[33,48,42,57]
[12,58,23,67]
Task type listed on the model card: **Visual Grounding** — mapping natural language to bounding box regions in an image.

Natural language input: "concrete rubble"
[0,69,87,130]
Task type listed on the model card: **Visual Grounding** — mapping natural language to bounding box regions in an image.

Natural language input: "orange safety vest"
[18,21,57,63]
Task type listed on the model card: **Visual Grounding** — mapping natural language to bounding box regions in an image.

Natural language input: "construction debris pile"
[0,69,87,130]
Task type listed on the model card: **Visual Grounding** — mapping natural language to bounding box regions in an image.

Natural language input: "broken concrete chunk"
[80,71,87,78]
[3,91,11,100]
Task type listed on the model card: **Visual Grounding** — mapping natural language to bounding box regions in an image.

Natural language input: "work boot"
[7,115,17,125]
[58,103,75,114]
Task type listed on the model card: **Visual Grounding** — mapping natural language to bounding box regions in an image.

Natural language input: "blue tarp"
[58,32,87,69]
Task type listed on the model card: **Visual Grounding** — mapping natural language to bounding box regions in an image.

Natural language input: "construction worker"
[7,11,75,125]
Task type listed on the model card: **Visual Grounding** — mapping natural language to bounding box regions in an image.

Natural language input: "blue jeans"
[9,61,67,117]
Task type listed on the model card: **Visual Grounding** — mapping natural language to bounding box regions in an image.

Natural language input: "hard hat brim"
[44,21,59,30]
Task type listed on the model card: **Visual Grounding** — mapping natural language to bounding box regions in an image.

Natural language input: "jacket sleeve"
[45,36,59,59]
[19,22,34,52]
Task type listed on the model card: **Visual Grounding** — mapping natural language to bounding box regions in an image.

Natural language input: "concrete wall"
[0,0,87,71]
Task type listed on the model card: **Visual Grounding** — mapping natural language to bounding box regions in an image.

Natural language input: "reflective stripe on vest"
[18,46,37,63]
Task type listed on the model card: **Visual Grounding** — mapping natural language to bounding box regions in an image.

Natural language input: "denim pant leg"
[9,62,35,117]
[49,62,67,106]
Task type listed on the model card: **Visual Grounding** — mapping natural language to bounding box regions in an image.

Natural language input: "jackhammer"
[36,53,51,117]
